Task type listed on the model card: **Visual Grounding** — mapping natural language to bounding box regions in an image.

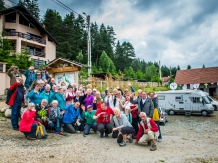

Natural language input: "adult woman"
[40,84,53,105]
[83,88,94,111]
[28,83,42,105]
[53,87,66,111]
[47,100,65,132]
[112,109,134,147]
[65,85,74,106]
[19,103,40,140]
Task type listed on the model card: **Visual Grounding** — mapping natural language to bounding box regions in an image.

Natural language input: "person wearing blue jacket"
[62,102,83,133]
[40,84,53,105]
[28,83,42,105]
[53,87,66,111]
[24,66,36,102]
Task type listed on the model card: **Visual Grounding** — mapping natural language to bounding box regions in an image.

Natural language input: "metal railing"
[5,31,46,45]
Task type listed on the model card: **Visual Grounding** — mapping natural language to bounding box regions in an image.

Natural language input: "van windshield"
[202,96,210,104]
[207,96,213,102]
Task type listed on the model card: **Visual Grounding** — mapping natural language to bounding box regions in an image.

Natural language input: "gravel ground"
[0,102,218,163]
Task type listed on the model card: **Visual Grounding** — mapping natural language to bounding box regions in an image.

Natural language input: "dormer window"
[5,12,16,23]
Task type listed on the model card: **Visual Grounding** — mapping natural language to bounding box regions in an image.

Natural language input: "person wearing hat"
[81,104,97,135]
[41,67,51,81]
[65,84,74,106]
[29,71,42,90]
[24,66,36,102]
[7,65,22,86]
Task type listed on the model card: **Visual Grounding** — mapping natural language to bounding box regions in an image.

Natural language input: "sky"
[6,0,218,69]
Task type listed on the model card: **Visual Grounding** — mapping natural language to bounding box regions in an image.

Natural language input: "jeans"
[48,121,61,132]
[84,123,97,135]
[26,124,38,138]
[11,102,21,129]
[97,123,113,135]
[155,121,162,139]
[63,123,76,133]
[112,126,134,143]
[132,117,139,135]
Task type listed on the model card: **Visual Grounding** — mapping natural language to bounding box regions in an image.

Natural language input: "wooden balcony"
[5,31,46,45]
[21,48,45,58]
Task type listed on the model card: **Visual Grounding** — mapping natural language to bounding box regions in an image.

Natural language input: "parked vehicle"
[202,92,218,111]
[158,106,168,125]
[156,90,214,116]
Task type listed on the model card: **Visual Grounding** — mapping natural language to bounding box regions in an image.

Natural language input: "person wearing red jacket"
[93,102,114,138]
[7,77,25,130]
[135,112,158,151]
[19,103,40,140]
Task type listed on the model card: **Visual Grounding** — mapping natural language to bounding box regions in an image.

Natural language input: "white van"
[156,90,214,116]
[201,91,218,111]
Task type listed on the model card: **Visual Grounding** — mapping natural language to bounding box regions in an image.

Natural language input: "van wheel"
[201,110,208,116]
[169,110,175,115]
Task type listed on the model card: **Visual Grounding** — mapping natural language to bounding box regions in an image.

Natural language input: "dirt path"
[0,104,218,163]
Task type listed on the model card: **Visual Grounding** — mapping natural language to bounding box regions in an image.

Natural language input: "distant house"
[175,67,218,96]
[0,5,59,69]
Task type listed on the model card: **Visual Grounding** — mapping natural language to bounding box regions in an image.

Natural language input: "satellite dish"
[170,82,177,90]
[182,85,187,90]
[193,84,199,90]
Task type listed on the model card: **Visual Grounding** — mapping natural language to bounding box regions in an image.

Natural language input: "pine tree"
[202,64,205,68]
[0,0,5,10]
[187,65,191,69]
[76,50,83,63]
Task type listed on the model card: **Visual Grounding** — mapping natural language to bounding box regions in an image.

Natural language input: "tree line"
[1,0,198,82]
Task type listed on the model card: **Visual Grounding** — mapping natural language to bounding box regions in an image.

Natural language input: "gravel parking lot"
[0,102,218,163]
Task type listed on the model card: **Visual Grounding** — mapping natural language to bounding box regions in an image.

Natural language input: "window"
[5,12,16,23]
[19,14,29,26]
[0,64,3,72]
[32,59,46,69]
[190,97,201,103]
[158,96,165,100]
[175,96,183,102]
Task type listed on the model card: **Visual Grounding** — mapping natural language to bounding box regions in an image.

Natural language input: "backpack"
[152,108,160,121]
[5,86,17,105]
[35,124,47,139]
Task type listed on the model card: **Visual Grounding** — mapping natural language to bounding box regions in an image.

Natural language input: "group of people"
[6,65,162,151]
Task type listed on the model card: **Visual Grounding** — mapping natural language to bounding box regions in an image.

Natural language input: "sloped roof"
[161,76,170,82]
[46,58,87,68]
[0,5,59,45]
[175,66,218,84]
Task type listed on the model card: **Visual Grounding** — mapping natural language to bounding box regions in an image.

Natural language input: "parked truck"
[155,90,214,116]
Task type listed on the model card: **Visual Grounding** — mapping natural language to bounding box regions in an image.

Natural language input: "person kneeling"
[19,103,40,140]
[112,109,134,147]
[47,100,65,132]
[82,105,97,135]
[93,102,114,138]
[135,112,159,151]
[62,102,83,133]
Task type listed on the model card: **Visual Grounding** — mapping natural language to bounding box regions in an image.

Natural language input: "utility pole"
[159,60,162,79]
[87,15,91,80]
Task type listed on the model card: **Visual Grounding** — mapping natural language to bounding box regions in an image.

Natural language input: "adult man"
[135,112,158,151]
[6,77,25,130]
[93,102,114,138]
[62,102,83,133]
[137,89,142,99]
[29,71,42,90]
[81,105,97,135]
[41,67,51,80]
[7,65,22,86]
[131,91,154,117]
[35,99,49,123]
[112,109,133,147]
[112,90,125,112]
[24,66,36,102]
[149,92,162,142]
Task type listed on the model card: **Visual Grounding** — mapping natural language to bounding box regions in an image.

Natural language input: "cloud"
[35,0,218,69]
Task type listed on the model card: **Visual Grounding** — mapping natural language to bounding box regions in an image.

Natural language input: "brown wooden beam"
[49,66,80,73]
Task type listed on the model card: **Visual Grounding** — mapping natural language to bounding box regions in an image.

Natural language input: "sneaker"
[127,135,133,143]
[150,144,157,151]
[100,134,104,138]
[105,133,109,138]
[119,141,126,147]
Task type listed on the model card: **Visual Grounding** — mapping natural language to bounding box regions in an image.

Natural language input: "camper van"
[155,90,214,116]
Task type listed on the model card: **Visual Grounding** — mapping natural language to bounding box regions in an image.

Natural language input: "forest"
[1,0,183,81]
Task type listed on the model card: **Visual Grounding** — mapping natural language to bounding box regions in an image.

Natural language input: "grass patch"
[159,160,165,162]
[181,138,188,140]
[195,157,215,163]
[0,112,5,118]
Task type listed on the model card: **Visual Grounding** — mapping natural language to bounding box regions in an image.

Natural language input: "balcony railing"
[21,48,45,58]
[5,31,46,45]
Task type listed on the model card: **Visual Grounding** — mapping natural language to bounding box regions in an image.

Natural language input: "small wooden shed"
[46,58,86,87]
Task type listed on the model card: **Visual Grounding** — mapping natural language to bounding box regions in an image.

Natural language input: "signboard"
[54,72,75,87]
